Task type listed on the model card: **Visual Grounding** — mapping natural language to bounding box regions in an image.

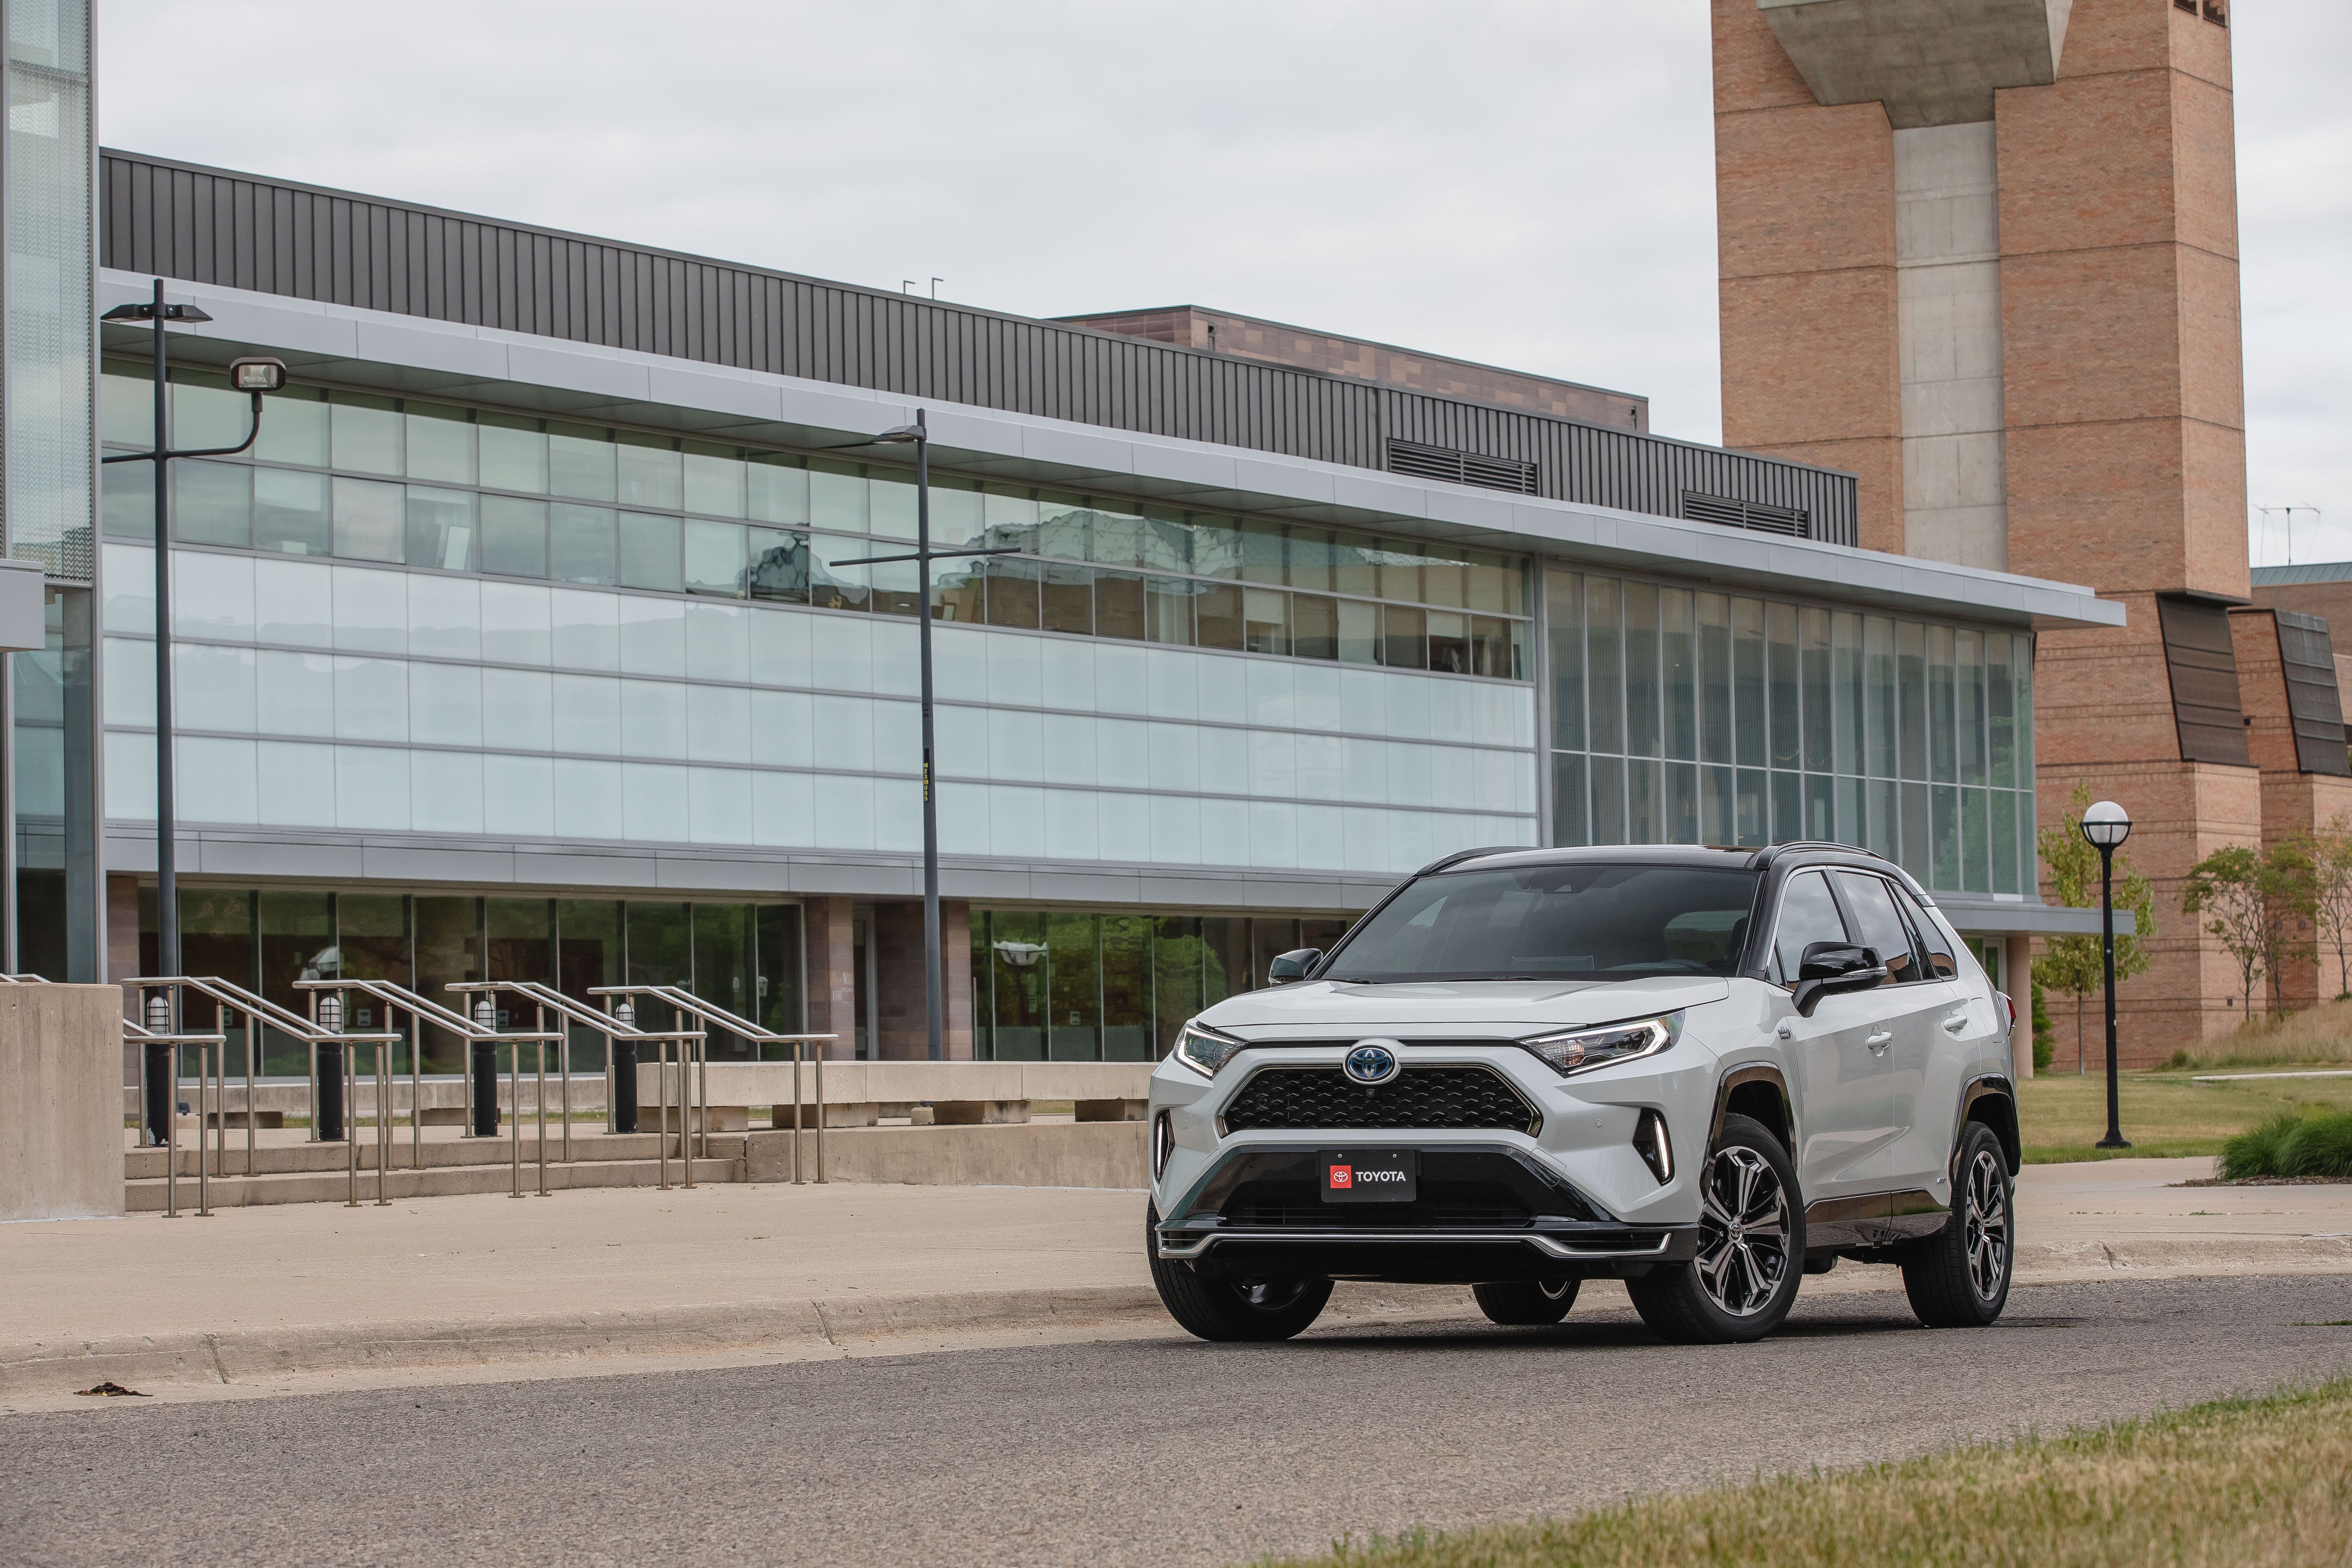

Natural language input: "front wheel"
[1147,1204,1333,1342]
[1473,1278,1579,1326]
[1626,1113,1804,1344]
[1901,1122,2013,1327]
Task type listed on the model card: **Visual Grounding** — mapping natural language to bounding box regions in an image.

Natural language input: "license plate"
[1320,1149,1418,1203]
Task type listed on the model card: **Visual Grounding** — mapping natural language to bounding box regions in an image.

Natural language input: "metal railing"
[447,981,707,1191]
[124,975,402,1212]
[590,984,836,1184]
[122,1012,227,1219]
[294,978,565,1201]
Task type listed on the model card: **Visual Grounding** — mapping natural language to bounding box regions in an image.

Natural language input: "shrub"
[2280,1112,2352,1179]
[2221,1109,2352,1179]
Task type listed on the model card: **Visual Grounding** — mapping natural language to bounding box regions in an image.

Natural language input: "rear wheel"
[1473,1279,1579,1326]
[1626,1113,1804,1345]
[1147,1204,1333,1343]
[1902,1122,2013,1327]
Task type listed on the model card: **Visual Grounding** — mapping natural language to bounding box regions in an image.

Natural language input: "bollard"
[471,1040,500,1138]
[611,1036,638,1134]
[318,1039,347,1144]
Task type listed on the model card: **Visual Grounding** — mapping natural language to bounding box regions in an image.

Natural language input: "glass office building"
[43,150,2120,1058]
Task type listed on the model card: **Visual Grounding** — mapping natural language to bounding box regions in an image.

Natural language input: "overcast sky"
[95,1,2350,567]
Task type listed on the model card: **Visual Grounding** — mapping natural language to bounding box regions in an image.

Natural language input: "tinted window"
[1772,872,1850,986]
[1833,871,1926,984]
[1325,863,1760,983]
[1898,886,1960,978]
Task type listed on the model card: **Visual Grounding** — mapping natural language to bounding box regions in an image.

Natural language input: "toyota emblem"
[1344,1041,1401,1085]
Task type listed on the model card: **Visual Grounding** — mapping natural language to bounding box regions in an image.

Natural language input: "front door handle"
[1865,1029,1893,1050]
[1942,1011,1970,1034]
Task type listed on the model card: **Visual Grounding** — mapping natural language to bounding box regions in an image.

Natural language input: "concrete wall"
[1896,121,2008,570]
[0,985,126,1222]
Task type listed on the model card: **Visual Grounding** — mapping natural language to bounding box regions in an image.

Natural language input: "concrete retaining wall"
[745,1122,1148,1189]
[1,985,126,1221]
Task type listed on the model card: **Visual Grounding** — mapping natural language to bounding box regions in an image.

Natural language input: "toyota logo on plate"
[1344,1041,1402,1085]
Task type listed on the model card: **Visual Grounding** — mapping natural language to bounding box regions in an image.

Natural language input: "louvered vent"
[1681,491,1811,539]
[1385,439,1538,495]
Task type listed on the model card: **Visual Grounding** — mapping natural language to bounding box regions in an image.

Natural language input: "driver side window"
[1771,872,1850,987]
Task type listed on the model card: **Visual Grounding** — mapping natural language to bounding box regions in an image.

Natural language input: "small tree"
[2183,842,2318,1021]
[2302,817,2352,1000]
[2030,973,2054,1073]
[2037,784,2157,1070]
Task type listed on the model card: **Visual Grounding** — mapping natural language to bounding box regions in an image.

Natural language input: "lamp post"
[2081,799,2132,1150]
[101,278,286,1145]
[832,412,1019,1061]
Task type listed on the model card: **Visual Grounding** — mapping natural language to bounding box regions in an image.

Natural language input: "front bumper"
[1155,1142,1700,1283]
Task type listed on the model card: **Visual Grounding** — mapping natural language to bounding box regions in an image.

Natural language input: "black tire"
[1473,1279,1580,1326]
[1902,1122,2014,1328]
[1626,1113,1805,1345]
[1146,1204,1334,1343]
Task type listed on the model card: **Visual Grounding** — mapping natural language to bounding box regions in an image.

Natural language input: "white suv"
[1146,844,2020,1345]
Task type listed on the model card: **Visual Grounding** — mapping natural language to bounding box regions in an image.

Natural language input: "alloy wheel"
[1963,1147,2010,1301]
[1695,1145,1791,1317]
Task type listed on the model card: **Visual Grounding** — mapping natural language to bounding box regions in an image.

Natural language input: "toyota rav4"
[1145,843,2020,1345]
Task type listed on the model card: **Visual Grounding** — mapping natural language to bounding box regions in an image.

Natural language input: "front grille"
[1222,1066,1538,1135]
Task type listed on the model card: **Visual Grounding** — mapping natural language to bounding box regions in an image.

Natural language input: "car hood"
[1201,976,1731,1033]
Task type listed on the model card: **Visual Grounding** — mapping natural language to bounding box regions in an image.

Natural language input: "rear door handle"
[1865,1030,1893,1050]
[1942,1011,1970,1034]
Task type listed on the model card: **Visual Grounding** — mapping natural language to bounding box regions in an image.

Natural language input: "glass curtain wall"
[1546,568,2035,897]
[135,890,804,1074]
[7,0,98,978]
[975,910,1350,1061]
[100,370,1532,681]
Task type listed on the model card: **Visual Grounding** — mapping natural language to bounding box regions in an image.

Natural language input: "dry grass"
[1255,1380,2352,1568]
[2017,1069,2352,1163]
[2177,996,2352,1069]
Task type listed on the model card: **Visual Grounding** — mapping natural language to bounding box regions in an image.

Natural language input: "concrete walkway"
[5,1157,2348,1404]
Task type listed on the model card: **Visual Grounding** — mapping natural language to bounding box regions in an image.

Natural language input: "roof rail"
[1410,845,1531,877]
[1746,841,1888,870]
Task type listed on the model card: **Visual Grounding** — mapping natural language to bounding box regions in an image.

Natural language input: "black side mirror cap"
[1791,943,1888,1017]
[1266,948,1322,985]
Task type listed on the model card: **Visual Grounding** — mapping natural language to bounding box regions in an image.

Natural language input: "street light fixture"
[2080,800,2132,1150]
[830,411,1021,1061]
[101,278,286,1145]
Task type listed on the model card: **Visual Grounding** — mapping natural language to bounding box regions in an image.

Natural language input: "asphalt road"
[6,1274,2351,1568]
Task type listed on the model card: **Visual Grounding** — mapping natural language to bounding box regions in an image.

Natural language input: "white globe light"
[2081,799,2132,850]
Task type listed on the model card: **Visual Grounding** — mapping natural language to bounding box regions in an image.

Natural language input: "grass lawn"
[1255,1380,2352,1568]
[2016,1067,2352,1163]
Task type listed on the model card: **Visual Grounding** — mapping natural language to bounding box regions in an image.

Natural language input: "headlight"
[1171,1019,1249,1077]
[1516,1013,1682,1077]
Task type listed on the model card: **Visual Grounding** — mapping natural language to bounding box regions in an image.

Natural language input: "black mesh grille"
[1222,1067,1537,1135]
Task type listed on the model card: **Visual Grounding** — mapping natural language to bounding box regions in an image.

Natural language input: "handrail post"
[552,1003,571,1164]
[792,1037,803,1185]
[408,1003,421,1170]
[194,1042,212,1218]
[602,993,615,1136]
[535,1037,549,1198]
[344,1031,359,1209]
[814,1044,826,1184]
[242,1006,256,1176]
[376,1040,391,1206]
[509,1021,522,1200]
[163,1032,179,1218]
[656,1036,671,1191]
[681,1036,696,1191]
[306,989,320,1145]
[697,1030,709,1163]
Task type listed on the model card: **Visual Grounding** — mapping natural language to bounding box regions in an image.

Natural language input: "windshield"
[1324,863,1761,983]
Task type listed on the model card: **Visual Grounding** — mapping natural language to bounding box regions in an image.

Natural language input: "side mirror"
[1791,943,1888,1018]
[1266,948,1322,985]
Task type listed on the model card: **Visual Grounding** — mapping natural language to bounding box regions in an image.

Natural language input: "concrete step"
[126,1155,746,1210]
[127,1131,746,1179]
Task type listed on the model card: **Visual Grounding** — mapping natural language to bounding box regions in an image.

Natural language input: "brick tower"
[1712,0,2352,1059]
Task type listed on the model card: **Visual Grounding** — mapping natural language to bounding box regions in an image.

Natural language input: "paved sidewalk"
[5,1157,2347,1403]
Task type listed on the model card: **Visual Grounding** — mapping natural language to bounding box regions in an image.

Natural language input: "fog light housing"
[1152,1110,1173,1180]
[1633,1108,1673,1184]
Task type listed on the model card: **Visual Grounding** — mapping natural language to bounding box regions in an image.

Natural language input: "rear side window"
[1897,886,1960,979]
[1772,872,1850,986]
[1833,871,1928,984]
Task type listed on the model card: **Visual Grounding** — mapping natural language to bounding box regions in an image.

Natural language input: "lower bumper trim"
[1156,1226,1699,1281]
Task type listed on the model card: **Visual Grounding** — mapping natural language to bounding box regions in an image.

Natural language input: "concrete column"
[0,984,126,1220]
[803,897,857,1060]
[2006,933,2034,1078]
